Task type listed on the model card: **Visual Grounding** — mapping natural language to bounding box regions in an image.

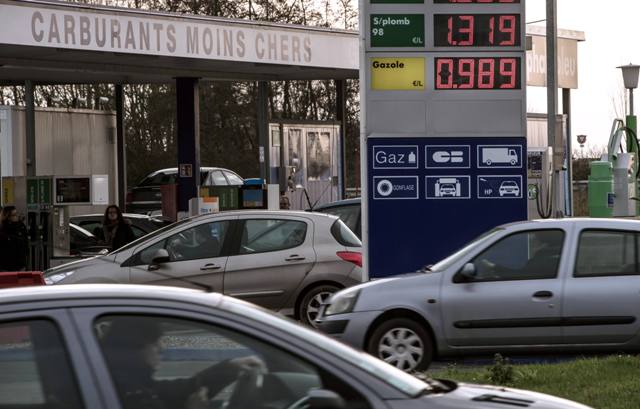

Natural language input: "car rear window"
[331,219,361,247]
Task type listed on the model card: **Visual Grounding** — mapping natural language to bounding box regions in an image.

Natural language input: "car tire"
[299,284,340,327]
[367,318,433,372]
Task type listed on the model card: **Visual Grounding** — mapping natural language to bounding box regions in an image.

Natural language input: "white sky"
[526,0,640,150]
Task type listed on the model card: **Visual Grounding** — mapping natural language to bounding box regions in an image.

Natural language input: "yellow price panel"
[370,57,425,91]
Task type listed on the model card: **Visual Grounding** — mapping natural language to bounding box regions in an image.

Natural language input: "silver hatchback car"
[44,210,363,325]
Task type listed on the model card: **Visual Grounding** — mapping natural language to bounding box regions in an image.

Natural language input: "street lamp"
[618,63,640,116]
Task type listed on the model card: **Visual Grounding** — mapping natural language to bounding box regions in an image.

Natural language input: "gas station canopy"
[0,0,359,84]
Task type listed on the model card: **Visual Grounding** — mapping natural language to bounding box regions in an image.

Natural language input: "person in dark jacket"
[0,206,29,271]
[102,205,135,251]
[99,317,266,409]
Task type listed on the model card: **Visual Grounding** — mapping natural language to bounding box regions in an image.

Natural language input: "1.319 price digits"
[435,57,521,90]
[434,14,520,47]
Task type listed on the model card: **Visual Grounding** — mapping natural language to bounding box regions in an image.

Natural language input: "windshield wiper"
[413,375,455,395]
[417,264,434,273]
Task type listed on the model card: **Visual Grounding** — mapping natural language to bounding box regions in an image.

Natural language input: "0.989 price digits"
[435,57,520,90]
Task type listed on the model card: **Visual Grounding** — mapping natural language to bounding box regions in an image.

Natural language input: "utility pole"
[546,0,561,217]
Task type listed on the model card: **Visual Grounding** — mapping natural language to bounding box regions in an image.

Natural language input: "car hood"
[351,272,442,311]
[45,256,105,275]
[430,382,592,409]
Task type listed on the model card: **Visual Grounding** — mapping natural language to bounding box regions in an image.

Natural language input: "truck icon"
[435,178,461,197]
[481,147,519,166]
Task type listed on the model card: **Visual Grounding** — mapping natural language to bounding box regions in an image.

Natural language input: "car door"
[127,217,236,291]
[72,309,378,409]
[441,228,566,347]
[224,215,316,310]
[562,227,640,344]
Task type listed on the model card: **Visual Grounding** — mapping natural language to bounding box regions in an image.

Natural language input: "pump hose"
[622,127,640,180]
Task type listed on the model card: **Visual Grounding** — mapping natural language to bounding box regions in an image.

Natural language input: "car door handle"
[533,291,553,298]
[200,264,222,271]
[285,255,306,262]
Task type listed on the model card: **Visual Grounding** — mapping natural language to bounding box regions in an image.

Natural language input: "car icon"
[499,181,520,196]
[439,184,458,197]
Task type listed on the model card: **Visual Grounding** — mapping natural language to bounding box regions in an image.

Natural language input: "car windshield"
[110,216,196,255]
[429,227,504,272]
[223,299,431,397]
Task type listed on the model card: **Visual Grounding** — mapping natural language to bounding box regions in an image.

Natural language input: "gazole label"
[371,58,425,90]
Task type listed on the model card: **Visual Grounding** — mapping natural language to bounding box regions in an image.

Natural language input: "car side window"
[135,221,229,265]
[210,170,228,186]
[322,205,360,237]
[225,172,244,185]
[575,230,638,277]
[0,320,83,409]
[94,315,369,409]
[239,219,307,254]
[460,229,564,282]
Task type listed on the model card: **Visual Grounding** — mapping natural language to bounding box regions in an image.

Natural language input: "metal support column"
[25,80,35,177]
[335,79,347,200]
[115,85,127,210]
[562,88,573,216]
[176,78,201,214]
[546,0,561,216]
[257,81,270,182]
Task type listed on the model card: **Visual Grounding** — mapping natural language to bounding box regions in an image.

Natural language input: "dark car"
[69,213,171,256]
[126,167,244,214]
[314,198,361,239]
[0,284,592,409]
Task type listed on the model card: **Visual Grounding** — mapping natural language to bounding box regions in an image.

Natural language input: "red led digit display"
[434,14,520,47]
[434,0,520,3]
[434,57,521,90]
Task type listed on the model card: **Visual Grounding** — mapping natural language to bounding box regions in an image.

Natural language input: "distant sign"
[527,36,578,89]
[179,164,193,178]
[54,176,91,205]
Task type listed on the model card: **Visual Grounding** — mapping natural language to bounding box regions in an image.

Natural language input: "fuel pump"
[588,119,640,217]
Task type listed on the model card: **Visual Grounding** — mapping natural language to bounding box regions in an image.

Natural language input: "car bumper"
[315,310,381,350]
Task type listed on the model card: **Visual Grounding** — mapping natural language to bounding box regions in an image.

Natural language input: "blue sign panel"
[477,175,523,199]
[373,145,419,169]
[373,176,419,199]
[425,145,470,169]
[477,145,523,168]
[367,136,527,279]
[425,176,470,199]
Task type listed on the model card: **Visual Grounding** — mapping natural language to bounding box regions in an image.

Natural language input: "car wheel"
[367,318,433,372]
[299,284,340,327]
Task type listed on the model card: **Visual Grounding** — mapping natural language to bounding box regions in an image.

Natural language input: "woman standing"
[102,205,135,251]
[0,206,29,271]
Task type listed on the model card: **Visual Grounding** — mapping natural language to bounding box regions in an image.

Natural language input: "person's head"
[103,205,124,225]
[101,317,163,371]
[0,206,19,225]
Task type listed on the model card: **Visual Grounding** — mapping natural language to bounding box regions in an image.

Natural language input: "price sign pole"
[361,0,527,278]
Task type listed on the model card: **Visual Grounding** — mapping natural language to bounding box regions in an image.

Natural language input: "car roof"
[70,213,157,220]
[147,167,234,177]
[0,284,222,307]
[502,217,640,229]
[314,198,361,210]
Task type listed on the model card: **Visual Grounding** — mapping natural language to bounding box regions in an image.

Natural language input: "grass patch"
[425,354,640,409]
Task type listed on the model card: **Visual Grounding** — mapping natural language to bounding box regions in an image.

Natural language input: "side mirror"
[456,263,477,282]
[308,389,346,409]
[149,249,170,269]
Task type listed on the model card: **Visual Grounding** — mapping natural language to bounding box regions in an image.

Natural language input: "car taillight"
[337,251,362,267]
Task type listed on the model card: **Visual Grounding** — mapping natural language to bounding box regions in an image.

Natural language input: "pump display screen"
[434,14,520,47]
[434,57,521,89]
[54,177,91,204]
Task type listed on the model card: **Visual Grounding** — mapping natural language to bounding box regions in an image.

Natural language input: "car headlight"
[324,290,360,316]
[44,271,75,285]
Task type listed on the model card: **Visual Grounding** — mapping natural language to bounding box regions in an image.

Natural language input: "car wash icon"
[435,178,461,197]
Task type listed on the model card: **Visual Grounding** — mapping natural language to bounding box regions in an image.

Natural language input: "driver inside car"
[98,317,266,409]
